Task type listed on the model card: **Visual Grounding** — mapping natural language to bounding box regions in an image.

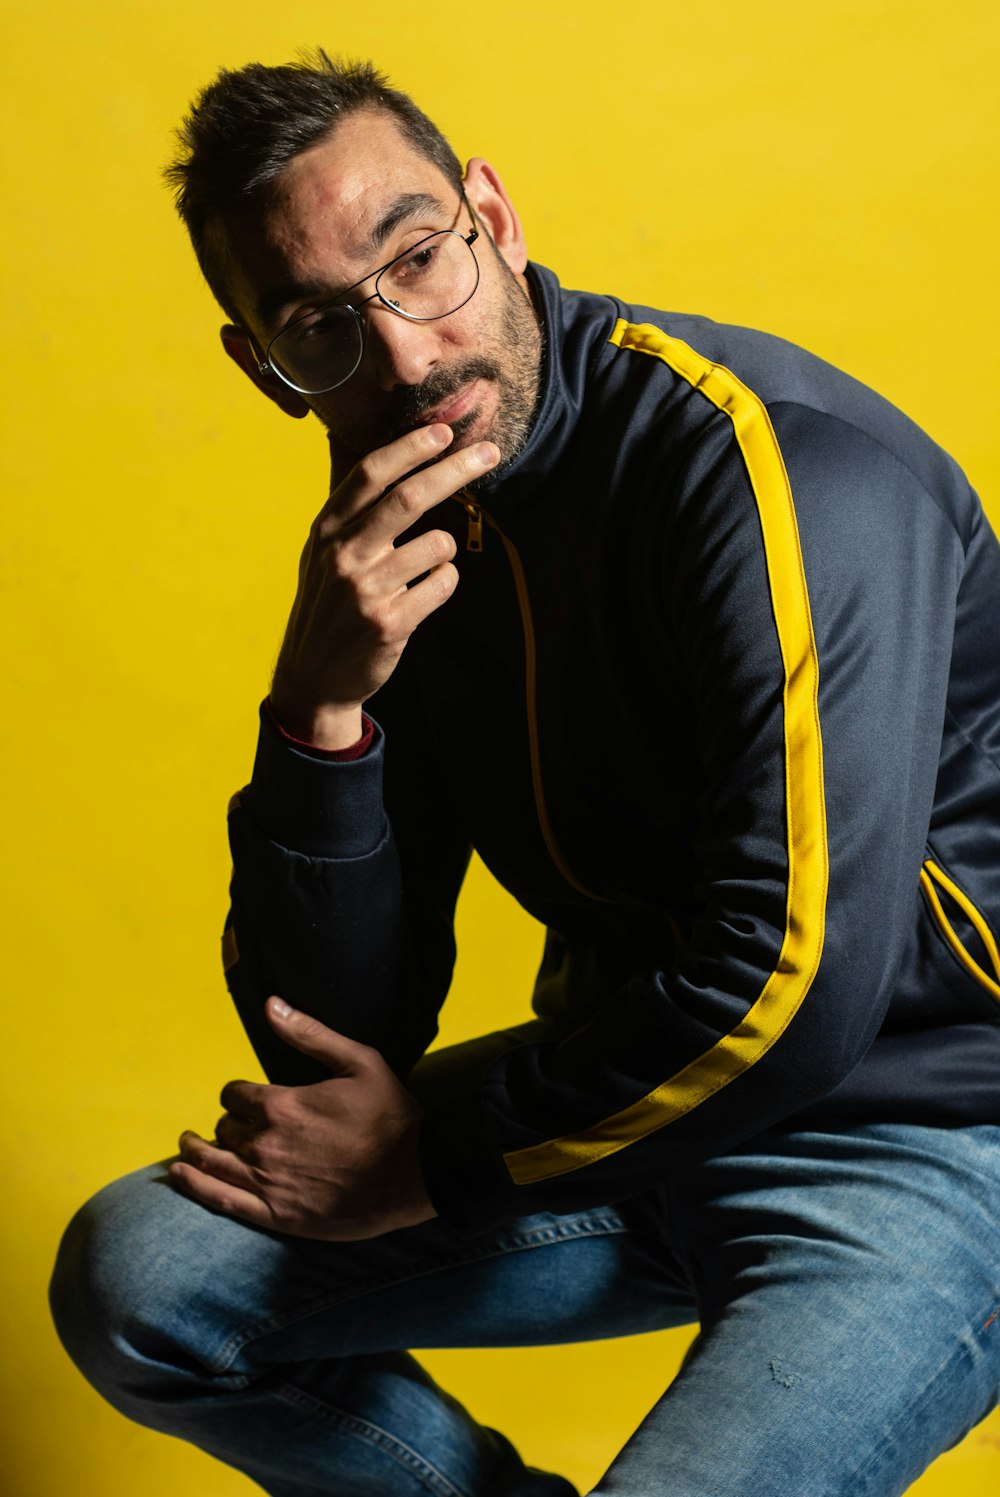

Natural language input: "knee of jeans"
[50,1163,213,1410]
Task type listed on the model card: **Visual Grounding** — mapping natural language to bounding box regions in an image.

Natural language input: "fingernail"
[270,997,292,1018]
[428,424,452,445]
[476,443,499,465]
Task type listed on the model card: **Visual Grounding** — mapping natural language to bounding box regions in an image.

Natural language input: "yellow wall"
[4,2,998,1491]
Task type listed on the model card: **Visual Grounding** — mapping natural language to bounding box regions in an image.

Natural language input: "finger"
[168,1159,274,1229]
[177,1130,259,1190]
[326,424,454,521]
[327,441,499,562]
[364,526,458,597]
[364,442,499,550]
[214,1112,259,1153]
[381,560,460,637]
[265,997,372,1074]
[219,1079,272,1118]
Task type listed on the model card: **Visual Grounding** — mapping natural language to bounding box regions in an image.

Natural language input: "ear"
[461,159,528,276]
[219,325,311,420]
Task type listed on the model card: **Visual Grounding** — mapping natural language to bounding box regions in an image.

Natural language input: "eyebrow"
[252,191,448,333]
[359,191,446,261]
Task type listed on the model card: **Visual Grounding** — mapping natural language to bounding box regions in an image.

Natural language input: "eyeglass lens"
[268,230,479,394]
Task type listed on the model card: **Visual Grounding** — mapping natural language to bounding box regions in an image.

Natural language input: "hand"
[270,424,500,747]
[169,998,438,1240]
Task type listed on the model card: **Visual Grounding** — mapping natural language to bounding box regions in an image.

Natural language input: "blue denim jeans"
[51,1122,1000,1496]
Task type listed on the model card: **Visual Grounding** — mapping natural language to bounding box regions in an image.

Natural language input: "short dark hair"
[164,49,465,322]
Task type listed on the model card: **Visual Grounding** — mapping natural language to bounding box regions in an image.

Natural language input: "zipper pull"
[464,501,484,553]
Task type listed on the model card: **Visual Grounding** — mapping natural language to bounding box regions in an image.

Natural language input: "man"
[51,50,1000,1496]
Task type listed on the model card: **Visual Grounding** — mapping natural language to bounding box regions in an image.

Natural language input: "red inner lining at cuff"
[264,699,374,762]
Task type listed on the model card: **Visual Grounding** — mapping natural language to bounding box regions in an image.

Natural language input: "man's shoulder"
[591,292,891,431]
[564,282,972,518]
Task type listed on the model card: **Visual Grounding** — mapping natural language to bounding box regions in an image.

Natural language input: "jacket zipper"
[463,500,483,552]
[920,858,1000,1002]
[455,492,609,904]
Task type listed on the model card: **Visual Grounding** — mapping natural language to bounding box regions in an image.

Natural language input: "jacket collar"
[474,262,618,517]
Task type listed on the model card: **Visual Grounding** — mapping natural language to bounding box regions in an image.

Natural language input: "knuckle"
[356,454,382,489]
[241,1138,265,1168]
[267,1199,293,1230]
[327,544,356,583]
[354,1039,379,1071]
[371,621,397,653]
[353,569,380,605]
[258,1092,282,1125]
[367,602,397,646]
[389,481,419,517]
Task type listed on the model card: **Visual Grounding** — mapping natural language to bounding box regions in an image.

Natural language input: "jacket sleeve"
[223,666,472,1086]
[416,396,972,1234]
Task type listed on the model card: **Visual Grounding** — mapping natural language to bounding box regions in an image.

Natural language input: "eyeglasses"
[257,208,481,396]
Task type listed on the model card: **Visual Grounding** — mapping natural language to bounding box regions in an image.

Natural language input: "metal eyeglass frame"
[256,198,481,395]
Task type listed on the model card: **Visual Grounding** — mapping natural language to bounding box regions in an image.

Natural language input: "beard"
[320,253,543,476]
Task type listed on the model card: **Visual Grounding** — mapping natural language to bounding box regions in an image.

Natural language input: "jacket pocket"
[919,858,1000,1004]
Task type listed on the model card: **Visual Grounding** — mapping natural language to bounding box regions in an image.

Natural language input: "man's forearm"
[222,705,419,1083]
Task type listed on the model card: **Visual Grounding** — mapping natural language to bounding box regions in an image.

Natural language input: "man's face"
[221,110,542,469]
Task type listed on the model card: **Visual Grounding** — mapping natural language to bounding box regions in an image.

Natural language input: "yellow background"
[4,1,999,1491]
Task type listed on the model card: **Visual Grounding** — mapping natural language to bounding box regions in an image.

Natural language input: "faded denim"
[51,1122,1000,1495]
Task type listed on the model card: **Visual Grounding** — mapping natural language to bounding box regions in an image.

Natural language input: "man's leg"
[50,1161,694,1497]
[590,1122,1000,1497]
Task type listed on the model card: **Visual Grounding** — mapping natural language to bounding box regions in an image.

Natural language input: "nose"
[363,302,441,390]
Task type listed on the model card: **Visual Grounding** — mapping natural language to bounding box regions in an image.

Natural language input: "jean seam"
[274,1378,471,1497]
[210,1212,630,1374]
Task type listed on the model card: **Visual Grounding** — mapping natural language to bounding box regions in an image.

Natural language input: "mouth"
[419,379,486,428]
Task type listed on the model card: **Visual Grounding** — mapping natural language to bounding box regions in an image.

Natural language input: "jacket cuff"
[245,700,387,859]
[263,697,376,761]
[419,1090,524,1236]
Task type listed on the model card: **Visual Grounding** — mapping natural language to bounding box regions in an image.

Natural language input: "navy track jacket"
[224,263,1000,1237]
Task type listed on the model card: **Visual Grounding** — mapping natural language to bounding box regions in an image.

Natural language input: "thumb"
[265,997,369,1074]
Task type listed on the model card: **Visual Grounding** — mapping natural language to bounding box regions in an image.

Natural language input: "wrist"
[268,698,365,752]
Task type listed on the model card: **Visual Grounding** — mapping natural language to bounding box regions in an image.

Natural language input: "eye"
[285,307,345,345]
[393,240,440,282]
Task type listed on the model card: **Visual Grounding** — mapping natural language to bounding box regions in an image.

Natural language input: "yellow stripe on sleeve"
[502,319,828,1185]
